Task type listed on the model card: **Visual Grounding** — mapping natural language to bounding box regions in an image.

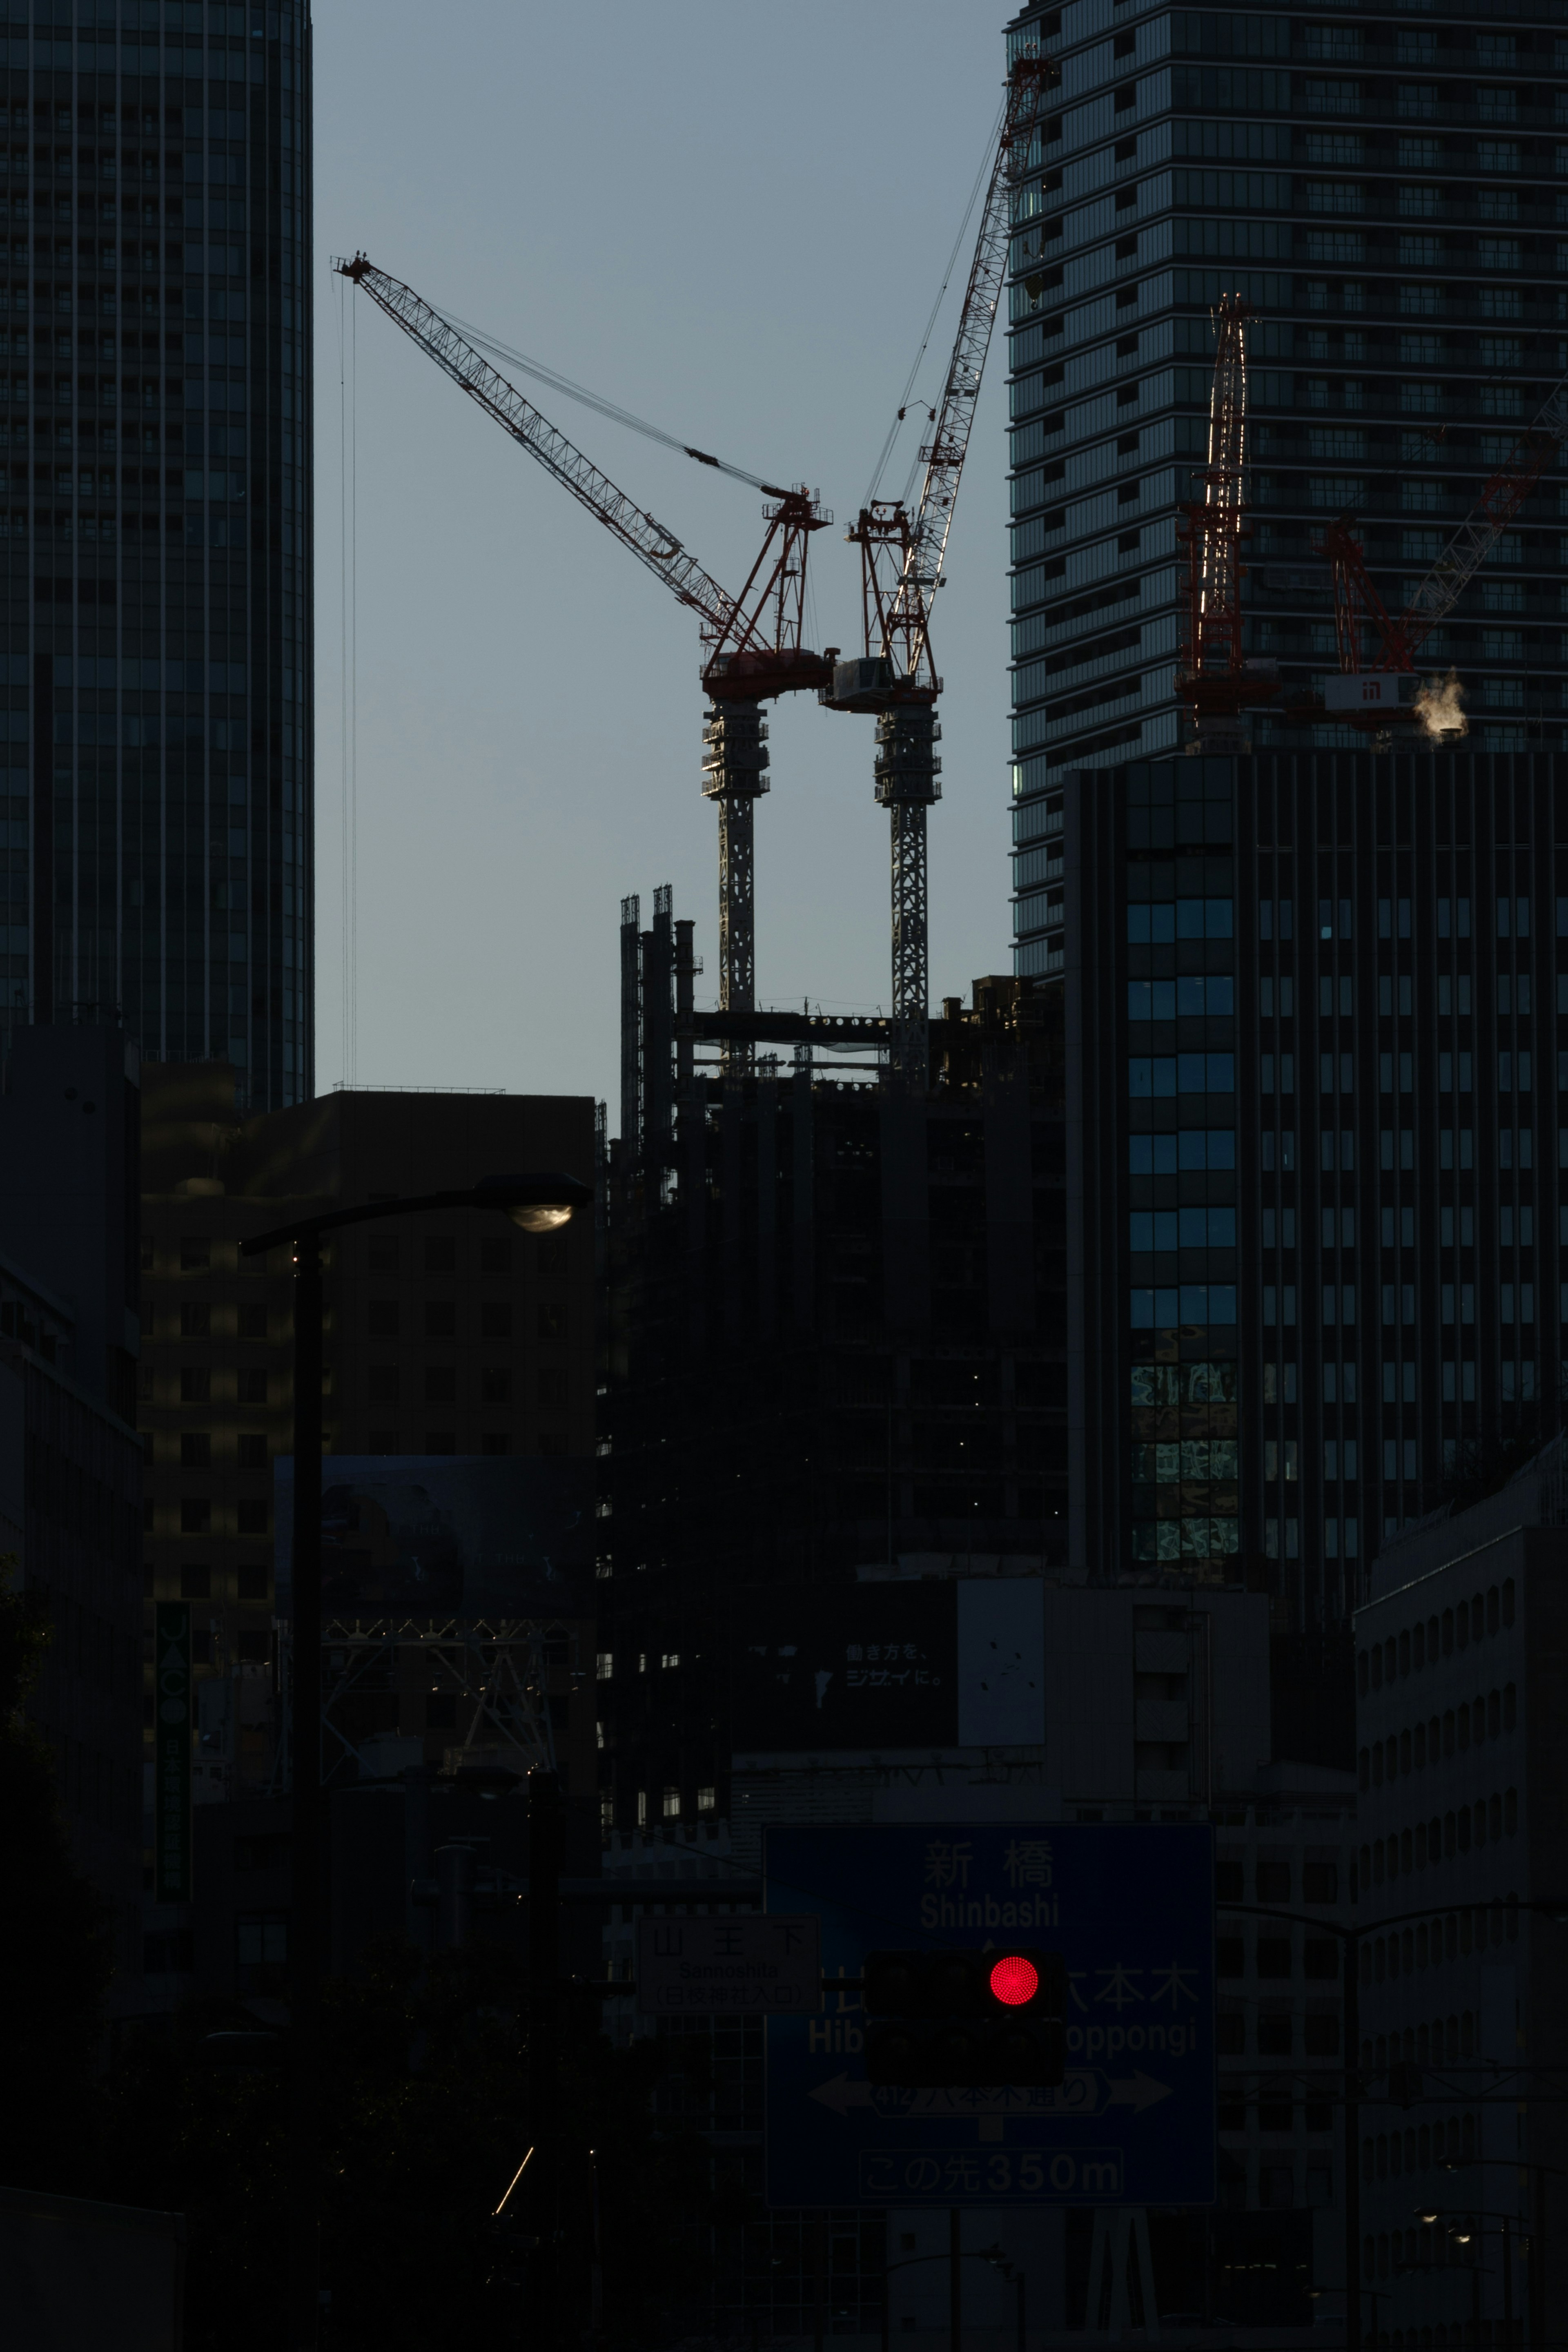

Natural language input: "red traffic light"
[988,1953,1039,2008]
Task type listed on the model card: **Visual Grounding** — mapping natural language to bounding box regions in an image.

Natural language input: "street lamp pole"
[241,1171,592,2352]
[287,1229,324,2352]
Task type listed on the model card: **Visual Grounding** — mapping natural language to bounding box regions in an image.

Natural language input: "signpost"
[636,1914,821,2016]
[764,1823,1214,2209]
[153,1602,192,1904]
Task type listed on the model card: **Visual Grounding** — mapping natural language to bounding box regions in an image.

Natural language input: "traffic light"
[863,1948,1067,2087]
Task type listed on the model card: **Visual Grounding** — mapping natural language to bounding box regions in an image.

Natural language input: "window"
[180,1431,210,1467]
[480,1236,512,1273]
[367,1366,400,1402]
[480,1300,512,1339]
[180,1237,210,1271]
[539,1368,568,1408]
[237,1500,267,1536]
[237,1433,267,1469]
[481,1368,511,1404]
[238,1368,267,1404]
[180,1302,210,1338]
[180,1366,210,1403]
[238,1303,267,1339]
[538,1303,566,1341]
[424,1366,457,1403]
[423,1300,456,1338]
[180,1564,210,1601]
[367,1300,399,1336]
[423,1235,456,1273]
[1306,81,1361,116]
[1306,181,1363,214]
[180,1498,210,1534]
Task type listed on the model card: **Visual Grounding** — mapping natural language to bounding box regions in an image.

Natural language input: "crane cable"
[433,305,788,496]
[862,93,1008,514]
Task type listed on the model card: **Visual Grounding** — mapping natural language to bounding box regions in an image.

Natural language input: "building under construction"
[597,890,1069,1829]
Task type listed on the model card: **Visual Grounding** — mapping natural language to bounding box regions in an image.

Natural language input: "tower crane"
[334,254,833,1041]
[1174,294,1280,747]
[1318,362,1568,731]
[822,50,1051,1086]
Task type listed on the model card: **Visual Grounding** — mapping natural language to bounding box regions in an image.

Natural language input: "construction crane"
[1174,294,1279,749]
[821,49,1051,1086]
[1319,361,1568,732]
[334,254,833,1041]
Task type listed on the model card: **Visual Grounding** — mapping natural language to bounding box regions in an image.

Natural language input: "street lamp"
[240,1169,592,2352]
[1410,2206,1522,2343]
[1434,2158,1568,2352]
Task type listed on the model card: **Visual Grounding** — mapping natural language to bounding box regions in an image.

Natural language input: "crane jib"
[337,255,736,634]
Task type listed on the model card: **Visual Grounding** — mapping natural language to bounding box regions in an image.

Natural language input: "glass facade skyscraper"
[0,0,311,1108]
[1004,0,1568,871]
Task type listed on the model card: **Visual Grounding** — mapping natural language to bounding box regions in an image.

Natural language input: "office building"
[0,1022,143,2009]
[1353,1450,1567,2339]
[1004,0,1568,783]
[140,1066,596,1699]
[135,1066,596,2000]
[1015,749,1567,1648]
[0,3,312,1107]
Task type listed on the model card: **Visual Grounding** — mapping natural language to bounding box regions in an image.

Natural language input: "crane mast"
[823,51,1050,1087]
[335,254,832,1046]
[1174,295,1278,748]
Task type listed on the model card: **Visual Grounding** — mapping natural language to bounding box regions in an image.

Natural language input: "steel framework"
[1175,295,1278,740]
[823,54,1049,1086]
[269,1618,570,1793]
[335,254,832,1050]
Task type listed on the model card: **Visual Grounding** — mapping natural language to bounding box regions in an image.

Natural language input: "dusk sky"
[312,2,1016,1119]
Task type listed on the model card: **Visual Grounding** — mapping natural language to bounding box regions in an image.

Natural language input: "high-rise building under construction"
[1003,0,1567,832]
[0,2,312,1108]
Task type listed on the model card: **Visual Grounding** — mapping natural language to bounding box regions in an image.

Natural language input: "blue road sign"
[764,1823,1214,2209]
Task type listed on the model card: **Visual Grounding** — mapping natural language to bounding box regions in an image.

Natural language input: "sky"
[310,2,1018,1122]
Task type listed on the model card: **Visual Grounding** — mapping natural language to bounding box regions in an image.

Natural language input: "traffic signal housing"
[863,1948,1067,2087]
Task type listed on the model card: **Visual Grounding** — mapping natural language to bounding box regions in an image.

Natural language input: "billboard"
[764,1821,1216,2209]
[274,1455,592,1619]
[731,1577,1044,1751]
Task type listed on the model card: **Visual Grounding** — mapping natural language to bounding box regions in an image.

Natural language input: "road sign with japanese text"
[763,1823,1214,2208]
[637,1913,821,2015]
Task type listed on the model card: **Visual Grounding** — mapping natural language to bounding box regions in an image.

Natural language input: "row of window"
[1361,1587,1515,1693]
[1360,1904,1519,1999]
[1361,1792,1520,1893]
[1363,2118,1478,2186]
[1359,1687,1517,1788]
[1215,2009,1339,2056]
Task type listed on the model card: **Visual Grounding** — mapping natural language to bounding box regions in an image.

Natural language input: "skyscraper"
[1,2,312,1109]
[1003,0,1567,812]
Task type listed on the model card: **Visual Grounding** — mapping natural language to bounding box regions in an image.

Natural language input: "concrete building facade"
[1354,1454,1568,2343]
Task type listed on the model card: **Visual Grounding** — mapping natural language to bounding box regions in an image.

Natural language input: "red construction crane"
[822,47,1052,1083]
[1174,294,1279,743]
[1320,363,1568,730]
[334,253,833,1031]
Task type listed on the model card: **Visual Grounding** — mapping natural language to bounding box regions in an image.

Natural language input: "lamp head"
[472,1172,592,1233]
[1418,2209,1439,2225]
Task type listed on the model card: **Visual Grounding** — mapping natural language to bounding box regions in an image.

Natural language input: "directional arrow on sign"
[806,2069,1172,2120]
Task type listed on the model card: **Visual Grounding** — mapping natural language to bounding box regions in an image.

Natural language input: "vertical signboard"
[154,1602,191,1903]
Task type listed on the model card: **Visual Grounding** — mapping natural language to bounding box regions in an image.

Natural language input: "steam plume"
[1414,669,1468,741]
